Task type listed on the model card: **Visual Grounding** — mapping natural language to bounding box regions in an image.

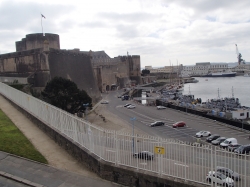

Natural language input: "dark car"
[227,143,241,152]
[211,137,227,145]
[234,144,250,155]
[206,134,220,143]
[216,166,240,181]
[150,121,164,127]
[133,151,154,160]
[172,121,186,128]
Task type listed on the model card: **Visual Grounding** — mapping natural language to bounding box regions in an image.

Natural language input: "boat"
[202,70,236,77]
[185,78,199,83]
[244,73,250,77]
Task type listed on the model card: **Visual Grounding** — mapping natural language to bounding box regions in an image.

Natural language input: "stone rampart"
[48,50,101,103]
[3,95,205,187]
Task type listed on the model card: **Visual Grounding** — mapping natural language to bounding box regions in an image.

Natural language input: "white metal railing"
[0,82,249,186]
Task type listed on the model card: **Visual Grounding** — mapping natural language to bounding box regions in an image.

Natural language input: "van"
[220,138,237,149]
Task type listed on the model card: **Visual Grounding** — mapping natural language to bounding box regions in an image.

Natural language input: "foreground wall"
[4,95,204,187]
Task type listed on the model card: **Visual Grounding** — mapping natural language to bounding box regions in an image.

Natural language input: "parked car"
[172,121,186,128]
[122,95,129,100]
[124,103,132,107]
[127,105,136,109]
[211,137,227,146]
[101,100,109,104]
[234,144,250,155]
[206,171,234,187]
[133,151,154,160]
[156,106,167,110]
[220,138,237,149]
[117,95,122,98]
[216,166,240,181]
[227,143,241,152]
[206,134,220,143]
[150,121,164,127]
[195,131,211,138]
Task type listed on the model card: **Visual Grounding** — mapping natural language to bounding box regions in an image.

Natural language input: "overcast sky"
[1,0,250,67]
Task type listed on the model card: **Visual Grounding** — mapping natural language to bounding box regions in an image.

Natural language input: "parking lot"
[117,101,250,146]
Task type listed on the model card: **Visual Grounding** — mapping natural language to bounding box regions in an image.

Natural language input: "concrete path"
[0,95,124,187]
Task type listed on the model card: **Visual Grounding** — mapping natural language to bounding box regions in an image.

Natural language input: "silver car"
[216,166,240,181]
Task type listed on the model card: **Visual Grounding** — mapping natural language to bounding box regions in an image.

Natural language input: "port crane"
[235,44,245,65]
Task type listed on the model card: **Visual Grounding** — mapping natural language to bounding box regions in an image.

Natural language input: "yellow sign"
[154,146,165,154]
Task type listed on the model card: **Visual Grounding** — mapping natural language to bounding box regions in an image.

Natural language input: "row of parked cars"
[205,134,250,154]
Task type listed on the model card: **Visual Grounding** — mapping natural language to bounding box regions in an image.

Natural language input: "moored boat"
[202,71,236,77]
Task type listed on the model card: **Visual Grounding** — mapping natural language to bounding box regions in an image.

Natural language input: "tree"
[141,69,150,76]
[41,77,92,114]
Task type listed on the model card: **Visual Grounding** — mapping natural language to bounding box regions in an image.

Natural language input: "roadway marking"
[232,132,246,135]
[238,134,249,137]
[174,163,189,167]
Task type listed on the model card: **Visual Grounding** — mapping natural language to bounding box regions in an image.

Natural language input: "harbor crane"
[235,44,245,65]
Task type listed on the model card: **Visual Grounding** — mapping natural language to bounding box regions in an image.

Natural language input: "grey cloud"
[0,0,75,31]
[97,12,157,23]
[80,21,109,28]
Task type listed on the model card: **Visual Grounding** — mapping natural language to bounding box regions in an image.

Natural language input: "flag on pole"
[41,14,46,19]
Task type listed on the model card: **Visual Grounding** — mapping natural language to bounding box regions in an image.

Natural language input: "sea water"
[182,76,250,107]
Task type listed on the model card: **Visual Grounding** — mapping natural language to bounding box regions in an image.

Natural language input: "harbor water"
[182,76,250,107]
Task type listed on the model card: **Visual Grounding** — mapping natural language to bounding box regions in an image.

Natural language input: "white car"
[206,171,234,187]
[195,131,211,137]
[127,105,136,109]
[101,100,109,104]
[157,106,167,110]
[124,103,132,107]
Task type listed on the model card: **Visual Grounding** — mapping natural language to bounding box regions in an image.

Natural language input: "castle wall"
[16,33,60,52]
[48,50,101,103]
[0,49,50,87]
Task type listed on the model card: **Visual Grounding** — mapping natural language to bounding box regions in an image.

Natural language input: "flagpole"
[41,15,43,36]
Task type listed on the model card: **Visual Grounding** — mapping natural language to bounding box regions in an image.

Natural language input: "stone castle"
[0,33,141,102]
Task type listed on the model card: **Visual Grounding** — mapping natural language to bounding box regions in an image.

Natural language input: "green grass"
[0,109,48,164]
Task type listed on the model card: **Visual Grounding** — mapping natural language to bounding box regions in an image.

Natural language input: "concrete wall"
[4,95,206,187]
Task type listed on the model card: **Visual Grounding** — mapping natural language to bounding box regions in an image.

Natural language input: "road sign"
[154,146,165,154]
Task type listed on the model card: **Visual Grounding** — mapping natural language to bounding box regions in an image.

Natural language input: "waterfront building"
[181,62,229,77]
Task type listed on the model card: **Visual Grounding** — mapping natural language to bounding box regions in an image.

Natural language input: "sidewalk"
[0,151,123,187]
[0,95,124,187]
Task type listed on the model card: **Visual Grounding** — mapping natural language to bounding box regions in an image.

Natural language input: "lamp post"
[83,103,89,121]
[130,117,136,154]
[242,119,244,131]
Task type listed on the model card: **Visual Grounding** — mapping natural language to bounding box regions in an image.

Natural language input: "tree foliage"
[141,69,150,76]
[41,77,92,114]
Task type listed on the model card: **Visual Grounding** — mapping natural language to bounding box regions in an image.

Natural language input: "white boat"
[243,73,250,77]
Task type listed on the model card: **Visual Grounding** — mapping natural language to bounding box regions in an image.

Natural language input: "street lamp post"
[242,119,244,131]
[130,117,136,154]
[83,103,89,121]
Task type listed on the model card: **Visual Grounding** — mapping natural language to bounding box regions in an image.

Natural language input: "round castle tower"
[15,33,60,52]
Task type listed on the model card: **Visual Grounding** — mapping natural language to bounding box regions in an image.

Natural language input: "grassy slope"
[0,109,48,164]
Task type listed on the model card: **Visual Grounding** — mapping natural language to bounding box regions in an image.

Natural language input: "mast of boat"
[232,86,234,98]
[188,85,191,95]
[169,60,172,85]
[177,59,179,86]
[217,88,220,99]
